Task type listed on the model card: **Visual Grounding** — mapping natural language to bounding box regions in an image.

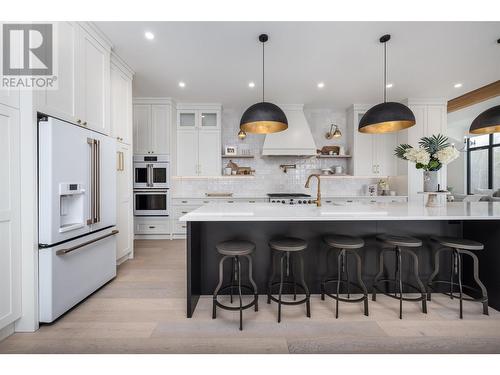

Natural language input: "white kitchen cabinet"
[133,104,151,154]
[347,105,397,177]
[134,217,170,235]
[176,104,222,176]
[198,130,221,176]
[177,130,199,176]
[152,105,170,154]
[0,104,21,331]
[110,56,133,145]
[38,22,111,135]
[77,28,110,135]
[38,21,78,122]
[133,103,171,154]
[116,142,133,261]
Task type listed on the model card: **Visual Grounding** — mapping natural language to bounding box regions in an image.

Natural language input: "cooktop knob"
[281,200,285,204]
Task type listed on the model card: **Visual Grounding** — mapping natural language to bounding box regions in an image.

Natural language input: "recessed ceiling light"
[386,83,393,88]
[178,81,186,88]
[144,32,155,40]
[248,82,255,88]
[317,82,325,89]
[454,83,463,88]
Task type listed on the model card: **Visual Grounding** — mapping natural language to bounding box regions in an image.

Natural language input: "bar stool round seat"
[321,235,369,318]
[372,234,427,319]
[267,237,310,322]
[376,234,422,248]
[212,240,258,331]
[324,234,364,249]
[216,240,255,256]
[430,236,484,251]
[269,237,307,252]
[428,236,488,319]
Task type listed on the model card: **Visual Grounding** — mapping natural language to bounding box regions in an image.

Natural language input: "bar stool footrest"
[268,281,309,306]
[373,279,426,302]
[214,284,258,311]
[427,280,488,303]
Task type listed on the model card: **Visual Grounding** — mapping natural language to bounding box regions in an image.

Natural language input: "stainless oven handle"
[146,164,152,187]
[56,230,119,256]
[87,138,95,225]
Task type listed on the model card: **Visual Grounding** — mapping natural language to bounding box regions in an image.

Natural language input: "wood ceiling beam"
[447,80,500,113]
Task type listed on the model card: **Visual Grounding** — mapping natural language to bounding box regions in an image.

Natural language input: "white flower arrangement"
[395,134,458,171]
[434,146,459,165]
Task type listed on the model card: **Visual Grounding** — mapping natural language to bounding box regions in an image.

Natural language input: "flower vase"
[423,170,439,192]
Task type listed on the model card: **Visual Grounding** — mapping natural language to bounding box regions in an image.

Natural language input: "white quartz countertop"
[179,202,500,222]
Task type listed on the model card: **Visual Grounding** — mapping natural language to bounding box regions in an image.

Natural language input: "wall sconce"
[238,130,247,139]
[325,124,342,139]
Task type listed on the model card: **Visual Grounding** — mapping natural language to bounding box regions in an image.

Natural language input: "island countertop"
[180,201,500,222]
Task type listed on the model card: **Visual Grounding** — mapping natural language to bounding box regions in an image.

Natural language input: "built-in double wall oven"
[133,155,169,216]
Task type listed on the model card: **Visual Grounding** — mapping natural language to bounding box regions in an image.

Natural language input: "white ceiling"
[95,21,500,109]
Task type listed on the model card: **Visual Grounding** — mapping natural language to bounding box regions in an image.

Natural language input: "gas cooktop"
[267,193,312,204]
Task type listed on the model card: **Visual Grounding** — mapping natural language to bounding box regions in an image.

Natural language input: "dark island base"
[187,220,499,318]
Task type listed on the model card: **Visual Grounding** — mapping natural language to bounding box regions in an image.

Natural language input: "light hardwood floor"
[1,239,500,354]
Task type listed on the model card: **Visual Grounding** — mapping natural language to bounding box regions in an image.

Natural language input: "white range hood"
[262,104,317,156]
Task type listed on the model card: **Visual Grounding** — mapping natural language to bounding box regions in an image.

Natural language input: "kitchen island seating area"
[209,232,489,330]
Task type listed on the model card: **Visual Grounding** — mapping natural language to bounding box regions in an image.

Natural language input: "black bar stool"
[372,234,427,319]
[428,236,488,319]
[321,235,368,318]
[267,237,310,323]
[212,240,258,331]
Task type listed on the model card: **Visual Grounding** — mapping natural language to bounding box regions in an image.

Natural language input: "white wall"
[446,96,500,194]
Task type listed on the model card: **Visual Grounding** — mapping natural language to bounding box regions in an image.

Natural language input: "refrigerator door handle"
[95,139,101,223]
[87,138,95,225]
[56,229,119,256]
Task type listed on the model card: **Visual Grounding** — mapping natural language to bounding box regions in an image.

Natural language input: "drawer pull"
[181,211,188,214]
[182,225,186,229]
[181,201,188,203]
[203,200,209,203]
[149,226,156,229]
[227,200,234,203]
[249,200,255,203]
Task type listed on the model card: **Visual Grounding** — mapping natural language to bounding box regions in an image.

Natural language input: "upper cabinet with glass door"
[176,105,221,130]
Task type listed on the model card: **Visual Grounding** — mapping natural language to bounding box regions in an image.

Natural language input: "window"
[467,134,500,194]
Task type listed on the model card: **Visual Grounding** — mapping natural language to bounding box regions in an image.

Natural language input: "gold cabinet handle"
[77,119,82,124]
[83,121,87,126]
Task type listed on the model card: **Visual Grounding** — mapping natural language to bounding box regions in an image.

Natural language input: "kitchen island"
[180,202,500,317]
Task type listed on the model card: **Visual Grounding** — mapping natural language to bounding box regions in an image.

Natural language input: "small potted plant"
[395,134,459,192]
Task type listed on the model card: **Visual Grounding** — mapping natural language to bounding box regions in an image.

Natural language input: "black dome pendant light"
[469,105,500,134]
[469,39,500,134]
[358,34,416,134]
[240,34,288,134]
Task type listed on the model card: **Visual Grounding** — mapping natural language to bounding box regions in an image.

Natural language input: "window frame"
[467,134,500,194]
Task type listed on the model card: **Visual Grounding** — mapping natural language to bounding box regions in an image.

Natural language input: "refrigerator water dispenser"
[59,183,85,233]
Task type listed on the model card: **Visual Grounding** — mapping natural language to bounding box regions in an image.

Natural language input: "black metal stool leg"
[454,249,463,319]
[297,252,311,318]
[237,256,243,330]
[396,247,403,319]
[403,248,427,314]
[450,252,455,300]
[321,247,333,301]
[244,254,258,312]
[336,250,343,319]
[350,249,369,316]
[267,250,277,304]
[277,253,285,323]
[461,249,489,315]
[372,248,387,301]
[345,251,351,299]
[229,257,235,304]
[427,248,447,301]
[288,252,297,301]
[213,255,230,319]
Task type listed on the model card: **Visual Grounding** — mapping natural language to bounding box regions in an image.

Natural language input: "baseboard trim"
[0,323,15,342]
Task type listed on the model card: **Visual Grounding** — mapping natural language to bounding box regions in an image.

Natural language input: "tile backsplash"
[172,106,388,197]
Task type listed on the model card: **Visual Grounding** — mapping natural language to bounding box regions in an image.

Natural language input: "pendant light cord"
[383,40,387,103]
[262,39,265,102]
